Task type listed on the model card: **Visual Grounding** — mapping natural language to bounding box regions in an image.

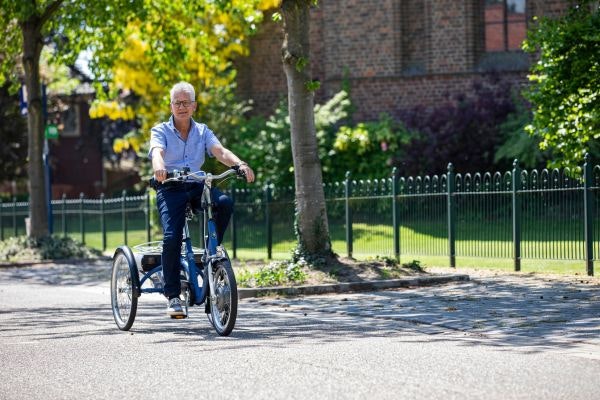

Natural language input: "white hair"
[170,81,195,102]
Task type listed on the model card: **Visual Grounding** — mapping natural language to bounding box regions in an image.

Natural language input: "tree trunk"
[21,17,48,239]
[281,0,332,256]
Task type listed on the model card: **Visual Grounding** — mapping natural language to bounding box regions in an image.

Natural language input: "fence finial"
[447,163,454,173]
[513,159,519,169]
[584,152,590,163]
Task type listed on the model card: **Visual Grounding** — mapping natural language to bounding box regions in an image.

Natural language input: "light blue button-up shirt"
[148,116,221,172]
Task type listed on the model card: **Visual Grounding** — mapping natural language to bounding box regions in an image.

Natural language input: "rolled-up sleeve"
[148,124,166,159]
[203,126,221,158]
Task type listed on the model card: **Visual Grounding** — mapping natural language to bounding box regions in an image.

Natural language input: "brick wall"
[237,0,570,120]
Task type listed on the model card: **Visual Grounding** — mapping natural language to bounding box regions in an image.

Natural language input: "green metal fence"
[0,157,598,275]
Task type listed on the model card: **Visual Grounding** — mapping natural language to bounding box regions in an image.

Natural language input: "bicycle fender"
[113,245,142,298]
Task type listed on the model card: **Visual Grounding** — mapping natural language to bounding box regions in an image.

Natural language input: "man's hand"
[154,169,168,182]
[237,164,255,183]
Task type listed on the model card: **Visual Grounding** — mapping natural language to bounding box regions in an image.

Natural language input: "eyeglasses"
[171,100,194,109]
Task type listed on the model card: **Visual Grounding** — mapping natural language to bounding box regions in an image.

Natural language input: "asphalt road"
[0,260,599,400]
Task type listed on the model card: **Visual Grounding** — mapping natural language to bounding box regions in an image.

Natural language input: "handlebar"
[150,167,244,189]
[164,168,241,183]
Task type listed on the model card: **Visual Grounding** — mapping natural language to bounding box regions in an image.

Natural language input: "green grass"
[3,213,594,276]
[411,256,586,275]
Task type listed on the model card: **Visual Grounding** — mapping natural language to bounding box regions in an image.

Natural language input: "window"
[60,104,81,137]
[400,0,428,75]
[485,0,527,52]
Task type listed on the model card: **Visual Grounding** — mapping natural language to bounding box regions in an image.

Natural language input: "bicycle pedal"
[170,314,187,319]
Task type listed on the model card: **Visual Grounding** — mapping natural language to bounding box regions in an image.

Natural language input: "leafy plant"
[0,235,102,262]
[374,255,399,267]
[237,259,308,288]
[402,259,424,272]
[494,95,549,169]
[523,2,600,170]
[397,77,522,176]
[229,90,352,188]
[327,114,415,180]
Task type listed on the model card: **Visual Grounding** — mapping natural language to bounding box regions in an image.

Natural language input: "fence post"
[100,193,106,252]
[62,194,67,238]
[79,193,85,244]
[265,182,272,260]
[447,164,456,268]
[0,198,3,241]
[12,197,17,237]
[583,153,594,276]
[145,190,151,243]
[392,167,400,260]
[345,171,353,258]
[122,190,128,246]
[231,182,237,259]
[512,159,521,272]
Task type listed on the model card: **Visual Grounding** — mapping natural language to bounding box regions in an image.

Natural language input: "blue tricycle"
[110,168,241,336]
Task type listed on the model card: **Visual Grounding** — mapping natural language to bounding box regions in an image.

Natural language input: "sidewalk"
[249,267,600,357]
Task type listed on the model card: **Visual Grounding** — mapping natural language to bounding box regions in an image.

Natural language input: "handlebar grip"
[149,172,177,189]
[232,165,246,179]
[149,177,159,190]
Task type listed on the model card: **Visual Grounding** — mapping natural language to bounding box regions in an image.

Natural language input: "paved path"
[254,270,600,359]
[0,261,599,399]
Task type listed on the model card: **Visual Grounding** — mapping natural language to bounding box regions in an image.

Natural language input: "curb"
[238,273,470,299]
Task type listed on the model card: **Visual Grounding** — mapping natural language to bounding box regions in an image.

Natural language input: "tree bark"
[281,0,332,256]
[21,16,48,238]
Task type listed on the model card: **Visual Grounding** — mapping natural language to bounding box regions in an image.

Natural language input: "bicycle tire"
[111,248,139,330]
[207,261,238,336]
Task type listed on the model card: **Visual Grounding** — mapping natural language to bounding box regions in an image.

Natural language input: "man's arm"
[210,143,255,183]
[151,147,168,182]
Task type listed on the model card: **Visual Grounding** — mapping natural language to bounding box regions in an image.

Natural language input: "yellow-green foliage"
[91,1,268,153]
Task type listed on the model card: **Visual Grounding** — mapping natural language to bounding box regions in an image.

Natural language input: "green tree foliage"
[0,0,143,238]
[0,0,262,237]
[523,1,600,169]
[230,89,417,186]
[230,90,352,187]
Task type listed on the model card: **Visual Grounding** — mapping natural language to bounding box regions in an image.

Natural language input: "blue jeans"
[156,182,233,299]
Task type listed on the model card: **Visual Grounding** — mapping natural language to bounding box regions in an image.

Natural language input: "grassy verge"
[8,222,591,276]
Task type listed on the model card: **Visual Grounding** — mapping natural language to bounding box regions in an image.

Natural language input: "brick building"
[236,0,570,121]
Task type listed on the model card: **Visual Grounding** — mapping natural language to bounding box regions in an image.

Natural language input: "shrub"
[237,259,308,288]
[0,235,102,262]
[397,77,522,176]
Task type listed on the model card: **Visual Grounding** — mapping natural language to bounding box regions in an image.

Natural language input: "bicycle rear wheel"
[111,249,139,330]
[207,261,238,336]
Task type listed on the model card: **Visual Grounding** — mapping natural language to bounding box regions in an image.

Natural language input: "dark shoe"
[167,297,185,317]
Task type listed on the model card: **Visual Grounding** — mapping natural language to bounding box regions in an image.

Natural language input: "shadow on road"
[0,259,112,286]
[0,262,598,354]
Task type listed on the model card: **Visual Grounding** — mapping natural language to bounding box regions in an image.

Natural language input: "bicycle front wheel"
[111,249,138,330]
[208,261,238,336]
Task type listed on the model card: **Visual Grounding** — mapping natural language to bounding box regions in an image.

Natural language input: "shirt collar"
[167,115,197,133]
